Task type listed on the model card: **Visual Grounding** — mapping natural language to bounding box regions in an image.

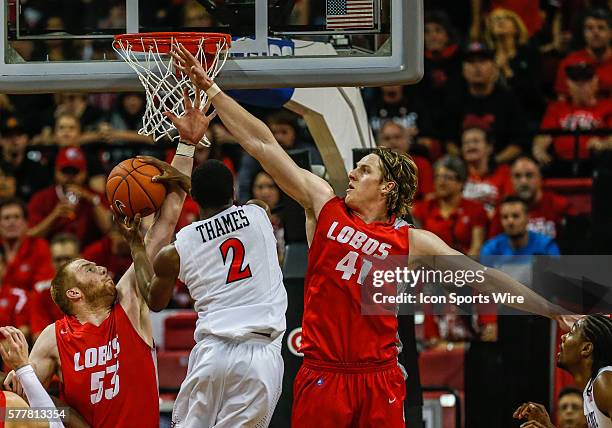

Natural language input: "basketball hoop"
[113,32,231,144]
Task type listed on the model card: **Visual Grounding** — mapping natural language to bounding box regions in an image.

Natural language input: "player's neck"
[352,205,390,224]
[570,361,593,390]
[75,305,112,326]
[200,203,233,220]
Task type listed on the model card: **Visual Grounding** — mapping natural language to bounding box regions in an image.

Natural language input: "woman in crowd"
[461,126,513,216]
[484,8,545,125]
[251,171,285,263]
[411,155,488,257]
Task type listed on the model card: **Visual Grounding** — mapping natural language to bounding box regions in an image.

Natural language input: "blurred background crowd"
[0,1,610,426]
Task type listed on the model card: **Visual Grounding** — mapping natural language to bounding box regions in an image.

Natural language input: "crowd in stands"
[0,2,610,426]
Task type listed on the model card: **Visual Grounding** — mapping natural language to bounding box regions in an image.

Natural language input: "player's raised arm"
[0,326,66,428]
[409,228,567,319]
[3,323,59,395]
[116,89,214,308]
[114,213,179,312]
[594,372,612,424]
[139,88,216,258]
[171,45,334,216]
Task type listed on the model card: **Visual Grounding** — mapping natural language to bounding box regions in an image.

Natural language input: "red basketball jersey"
[0,391,5,428]
[301,197,410,363]
[55,303,159,428]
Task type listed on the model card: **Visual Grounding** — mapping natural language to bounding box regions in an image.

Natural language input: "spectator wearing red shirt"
[411,156,488,256]
[555,9,612,99]
[461,126,513,216]
[27,146,111,247]
[377,120,434,201]
[0,198,53,293]
[536,62,612,174]
[82,226,133,283]
[0,284,29,332]
[490,156,572,239]
[0,247,29,336]
[29,233,79,341]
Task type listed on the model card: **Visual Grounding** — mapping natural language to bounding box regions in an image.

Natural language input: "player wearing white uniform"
[126,159,287,428]
[514,315,612,428]
[585,367,612,428]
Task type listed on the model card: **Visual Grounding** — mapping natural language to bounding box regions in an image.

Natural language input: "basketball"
[105,158,167,218]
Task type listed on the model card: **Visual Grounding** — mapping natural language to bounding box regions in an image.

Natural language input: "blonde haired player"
[172,44,572,427]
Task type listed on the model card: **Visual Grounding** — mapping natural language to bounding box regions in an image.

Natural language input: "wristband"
[206,83,222,100]
[176,141,196,157]
[15,363,33,376]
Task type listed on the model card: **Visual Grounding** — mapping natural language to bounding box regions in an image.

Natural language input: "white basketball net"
[113,35,229,144]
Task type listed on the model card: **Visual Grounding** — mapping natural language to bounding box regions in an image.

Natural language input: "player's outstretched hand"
[0,326,29,371]
[136,155,191,194]
[556,314,583,332]
[114,213,144,249]
[513,402,554,427]
[163,87,217,146]
[170,44,214,91]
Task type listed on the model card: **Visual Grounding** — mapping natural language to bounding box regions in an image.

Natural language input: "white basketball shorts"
[171,334,284,428]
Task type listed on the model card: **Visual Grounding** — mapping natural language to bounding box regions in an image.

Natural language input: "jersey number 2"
[219,238,252,284]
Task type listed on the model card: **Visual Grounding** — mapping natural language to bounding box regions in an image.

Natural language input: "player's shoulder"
[318,196,345,214]
[242,199,271,220]
[593,369,612,414]
[33,322,60,358]
[2,390,29,408]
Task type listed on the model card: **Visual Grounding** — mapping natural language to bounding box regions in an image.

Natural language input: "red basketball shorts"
[291,358,406,428]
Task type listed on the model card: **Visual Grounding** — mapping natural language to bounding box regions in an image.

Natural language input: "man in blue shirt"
[481,195,560,256]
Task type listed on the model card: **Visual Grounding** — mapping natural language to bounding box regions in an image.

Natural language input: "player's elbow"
[147,297,167,313]
[149,303,166,313]
[146,286,173,312]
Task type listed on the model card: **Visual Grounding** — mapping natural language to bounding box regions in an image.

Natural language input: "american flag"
[326,0,375,30]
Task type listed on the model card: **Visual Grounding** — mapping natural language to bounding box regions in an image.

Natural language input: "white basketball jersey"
[584,366,612,428]
[174,204,287,341]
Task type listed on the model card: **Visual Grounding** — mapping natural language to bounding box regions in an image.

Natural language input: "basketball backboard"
[0,0,422,92]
